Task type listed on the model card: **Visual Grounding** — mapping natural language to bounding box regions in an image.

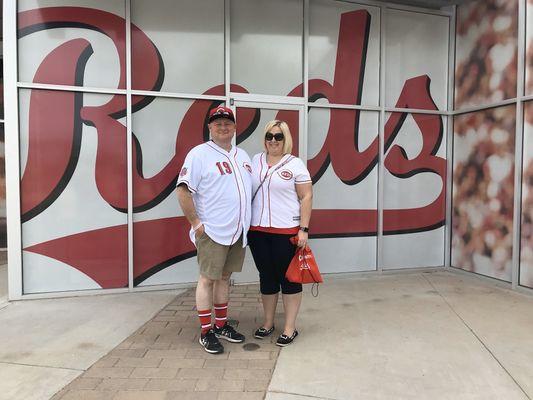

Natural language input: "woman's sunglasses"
[265,132,284,141]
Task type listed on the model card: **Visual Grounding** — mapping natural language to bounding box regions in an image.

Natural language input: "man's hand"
[194,223,205,240]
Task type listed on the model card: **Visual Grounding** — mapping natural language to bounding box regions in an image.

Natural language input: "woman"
[248,120,313,346]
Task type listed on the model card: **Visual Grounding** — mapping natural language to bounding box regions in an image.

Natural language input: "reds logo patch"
[243,162,252,173]
[278,170,293,180]
[179,167,188,177]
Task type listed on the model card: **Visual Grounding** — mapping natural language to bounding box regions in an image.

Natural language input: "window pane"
[20,89,128,293]
[455,0,518,108]
[235,106,299,159]
[521,101,533,288]
[452,105,516,282]
[234,105,300,283]
[385,10,448,111]
[131,96,222,286]
[230,0,303,97]
[18,0,126,89]
[382,113,447,269]
[307,107,378,272]
[131,0,224,95]
[0,124,5,249]
[309,0,380,106]
[526,0,533,95]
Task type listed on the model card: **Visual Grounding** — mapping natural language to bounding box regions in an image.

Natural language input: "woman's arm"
[295,182,313,247]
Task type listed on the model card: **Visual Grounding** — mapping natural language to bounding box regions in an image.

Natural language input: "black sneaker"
[199,329,224,354]
[214,323,245,343]
[254,326,275,339]
[276,330,298,347]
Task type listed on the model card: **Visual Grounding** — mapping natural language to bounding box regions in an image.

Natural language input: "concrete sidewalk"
[2,270,533,400]
[0,289,182,400]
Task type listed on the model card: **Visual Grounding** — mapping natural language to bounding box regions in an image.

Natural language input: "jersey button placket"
[231,158,246,237]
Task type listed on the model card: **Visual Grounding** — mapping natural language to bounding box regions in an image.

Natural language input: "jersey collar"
[263,152,291,168]
[208,140,236,155]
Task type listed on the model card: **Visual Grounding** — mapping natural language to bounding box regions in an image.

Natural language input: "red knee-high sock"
[198,309,212,334]
[214,303,228,329]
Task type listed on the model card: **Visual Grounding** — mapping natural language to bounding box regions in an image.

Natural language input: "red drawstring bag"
[286,237,323,285]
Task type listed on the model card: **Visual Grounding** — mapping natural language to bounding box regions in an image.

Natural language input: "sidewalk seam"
[0,360,85,372]
[422,273,532,400]
[267,389,337,400]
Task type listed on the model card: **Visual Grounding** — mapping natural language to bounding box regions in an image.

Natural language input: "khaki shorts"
[196,233,245,280]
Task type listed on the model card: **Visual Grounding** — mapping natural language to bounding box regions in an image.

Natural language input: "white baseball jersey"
[251,152,312,228]
[177,141,252,247]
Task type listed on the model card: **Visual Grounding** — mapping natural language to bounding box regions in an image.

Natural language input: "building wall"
[10,0,452,294]
[452,0,533,289]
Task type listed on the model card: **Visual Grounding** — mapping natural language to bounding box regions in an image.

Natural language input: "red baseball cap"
[208,106,235,123]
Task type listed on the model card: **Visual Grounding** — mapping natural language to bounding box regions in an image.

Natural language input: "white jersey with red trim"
[177,141,252,247]
[251,152,312,229]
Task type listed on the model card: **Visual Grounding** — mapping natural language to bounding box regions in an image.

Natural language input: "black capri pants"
[247,230,302,295]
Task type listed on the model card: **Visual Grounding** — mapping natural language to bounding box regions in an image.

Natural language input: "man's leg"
[213,271,231,329]
[195,234,226,354]
[196,274,215,333]
[213,239,246,343]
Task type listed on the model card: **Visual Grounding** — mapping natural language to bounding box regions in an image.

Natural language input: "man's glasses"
[265,132,284,141]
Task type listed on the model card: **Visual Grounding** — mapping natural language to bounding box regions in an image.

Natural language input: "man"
[177,106,252,354]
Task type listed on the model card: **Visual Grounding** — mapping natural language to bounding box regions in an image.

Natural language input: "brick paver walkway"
[51,284,281,400]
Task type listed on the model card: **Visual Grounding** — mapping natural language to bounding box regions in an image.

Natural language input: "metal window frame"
[6,0,531,299]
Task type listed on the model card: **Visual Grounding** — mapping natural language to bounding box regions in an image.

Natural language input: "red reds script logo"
[179,167,187,177]
[243,163,252,173]
[19,7,446,288]
[279,170,293,180]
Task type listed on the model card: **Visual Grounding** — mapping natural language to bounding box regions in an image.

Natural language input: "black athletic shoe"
[199,329,224,354]
[254,326,275,339]
[276,330,298,347]
[214,323,245,343]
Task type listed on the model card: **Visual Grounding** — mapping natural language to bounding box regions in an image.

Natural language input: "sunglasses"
[265,132,284,141]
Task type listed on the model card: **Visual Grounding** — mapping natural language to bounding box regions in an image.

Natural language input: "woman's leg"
[281,292,302,336]
[271,234,303,336]
[248,231,280,329]
[261,293,278,329]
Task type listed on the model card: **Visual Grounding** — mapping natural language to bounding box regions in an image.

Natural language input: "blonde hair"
[263,120,293,154]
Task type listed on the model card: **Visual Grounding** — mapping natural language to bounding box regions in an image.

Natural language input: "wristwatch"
[299,226,309,233]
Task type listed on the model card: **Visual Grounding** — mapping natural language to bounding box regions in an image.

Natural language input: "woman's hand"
[297,229,308,248]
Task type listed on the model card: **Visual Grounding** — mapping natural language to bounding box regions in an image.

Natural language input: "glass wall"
[452,106,516,281]
[521,102,533,289]
[452,0,532,289]
[11,0,452,294]
[1,0,6,250]
[455,0,518,108]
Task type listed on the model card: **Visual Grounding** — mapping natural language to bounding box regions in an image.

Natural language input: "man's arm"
[177,184,205,237]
